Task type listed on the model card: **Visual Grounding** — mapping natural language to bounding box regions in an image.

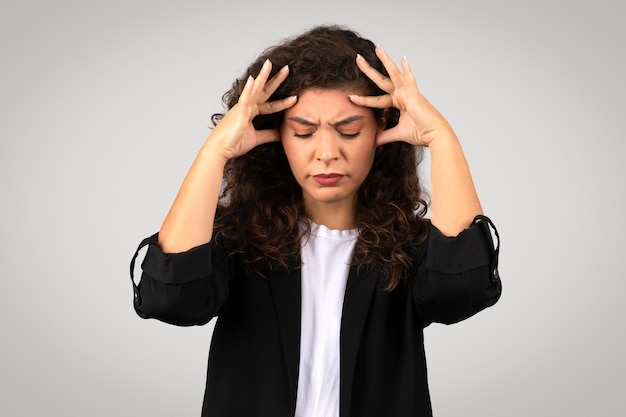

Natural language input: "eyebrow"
[287,115,365,127]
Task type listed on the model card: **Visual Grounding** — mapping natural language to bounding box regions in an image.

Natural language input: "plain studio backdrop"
[1,0,624,416]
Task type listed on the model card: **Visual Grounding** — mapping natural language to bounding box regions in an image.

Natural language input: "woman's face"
[281,88,379,219]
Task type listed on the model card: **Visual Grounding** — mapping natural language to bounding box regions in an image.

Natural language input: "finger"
[375,45,405,86]
[400,56,417,85]
[251,59,273,97]
[237,75,255,104]
[349,94,393,109]
[263,65,290,98]
[355,54,394,92]
[258,95,298,115]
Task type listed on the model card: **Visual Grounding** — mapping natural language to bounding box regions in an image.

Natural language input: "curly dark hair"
[213,24,430,291]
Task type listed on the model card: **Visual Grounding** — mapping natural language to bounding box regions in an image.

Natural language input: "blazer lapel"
[268,267,302,402]
[340,266,379,416]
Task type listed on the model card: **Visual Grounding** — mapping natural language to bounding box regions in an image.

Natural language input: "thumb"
[375,127,403,147]
[255,128,281,146]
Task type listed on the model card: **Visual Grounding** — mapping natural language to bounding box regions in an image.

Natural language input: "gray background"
[1,0,624,415]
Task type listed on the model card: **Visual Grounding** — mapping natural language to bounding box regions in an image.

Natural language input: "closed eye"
[340,132,361,139]
[293,132,314,139]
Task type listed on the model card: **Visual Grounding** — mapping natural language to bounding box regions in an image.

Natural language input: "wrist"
[200,139,231,166]
[426,131,459,152]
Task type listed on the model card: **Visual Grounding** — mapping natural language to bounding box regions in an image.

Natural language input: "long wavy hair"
[213,25,429,291]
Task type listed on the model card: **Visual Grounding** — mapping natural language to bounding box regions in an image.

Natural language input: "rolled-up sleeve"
[414,215,502,327]
[130,233,230,326]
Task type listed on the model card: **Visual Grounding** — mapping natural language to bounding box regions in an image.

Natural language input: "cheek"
[359,152,376,177]
[281,139,305,174]
[353,141,377,169]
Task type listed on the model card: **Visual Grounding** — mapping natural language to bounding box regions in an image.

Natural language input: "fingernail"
[263,59,271,68]
[281,64,289,72]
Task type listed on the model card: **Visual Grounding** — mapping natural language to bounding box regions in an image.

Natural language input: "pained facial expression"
[281,88,379,213]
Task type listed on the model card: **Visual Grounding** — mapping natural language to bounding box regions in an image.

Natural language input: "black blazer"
[130,216,501,417]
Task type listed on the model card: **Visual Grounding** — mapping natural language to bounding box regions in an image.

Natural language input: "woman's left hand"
[350,45,455,148]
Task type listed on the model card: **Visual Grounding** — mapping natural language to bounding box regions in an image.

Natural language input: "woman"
[130,24,502,417]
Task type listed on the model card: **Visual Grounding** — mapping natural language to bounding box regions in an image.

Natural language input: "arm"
[428,132,482,236]
[353,47,500,325]
[352,46,482,236]
[158,60,296,253]
[131,61,296,323]
[131,233,229,326]
[414,217,501,326]
[158,143,226,253]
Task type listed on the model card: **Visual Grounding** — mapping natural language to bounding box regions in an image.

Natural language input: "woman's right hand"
[208,59,297,161]
[158,59,295,252]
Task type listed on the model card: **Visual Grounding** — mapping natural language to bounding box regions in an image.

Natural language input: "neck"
[304,200,356,231]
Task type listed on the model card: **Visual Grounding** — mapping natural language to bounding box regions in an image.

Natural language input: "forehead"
[284,88,375,123]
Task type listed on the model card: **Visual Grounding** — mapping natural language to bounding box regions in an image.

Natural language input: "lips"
[312,173,344,186]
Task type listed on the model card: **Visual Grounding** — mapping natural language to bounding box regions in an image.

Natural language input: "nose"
[315,130,339,163]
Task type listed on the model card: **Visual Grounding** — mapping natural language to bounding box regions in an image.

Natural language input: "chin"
[307,189,354,204]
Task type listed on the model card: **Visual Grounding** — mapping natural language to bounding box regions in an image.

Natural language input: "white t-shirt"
[294,222,358,417]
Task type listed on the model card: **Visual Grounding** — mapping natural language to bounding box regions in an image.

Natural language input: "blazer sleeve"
[413,215,502,327]
[129,233,231,326]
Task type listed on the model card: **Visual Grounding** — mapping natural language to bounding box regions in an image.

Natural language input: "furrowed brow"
[330,115,365,127]
[287,115,365,127]
[287,117,319,127]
